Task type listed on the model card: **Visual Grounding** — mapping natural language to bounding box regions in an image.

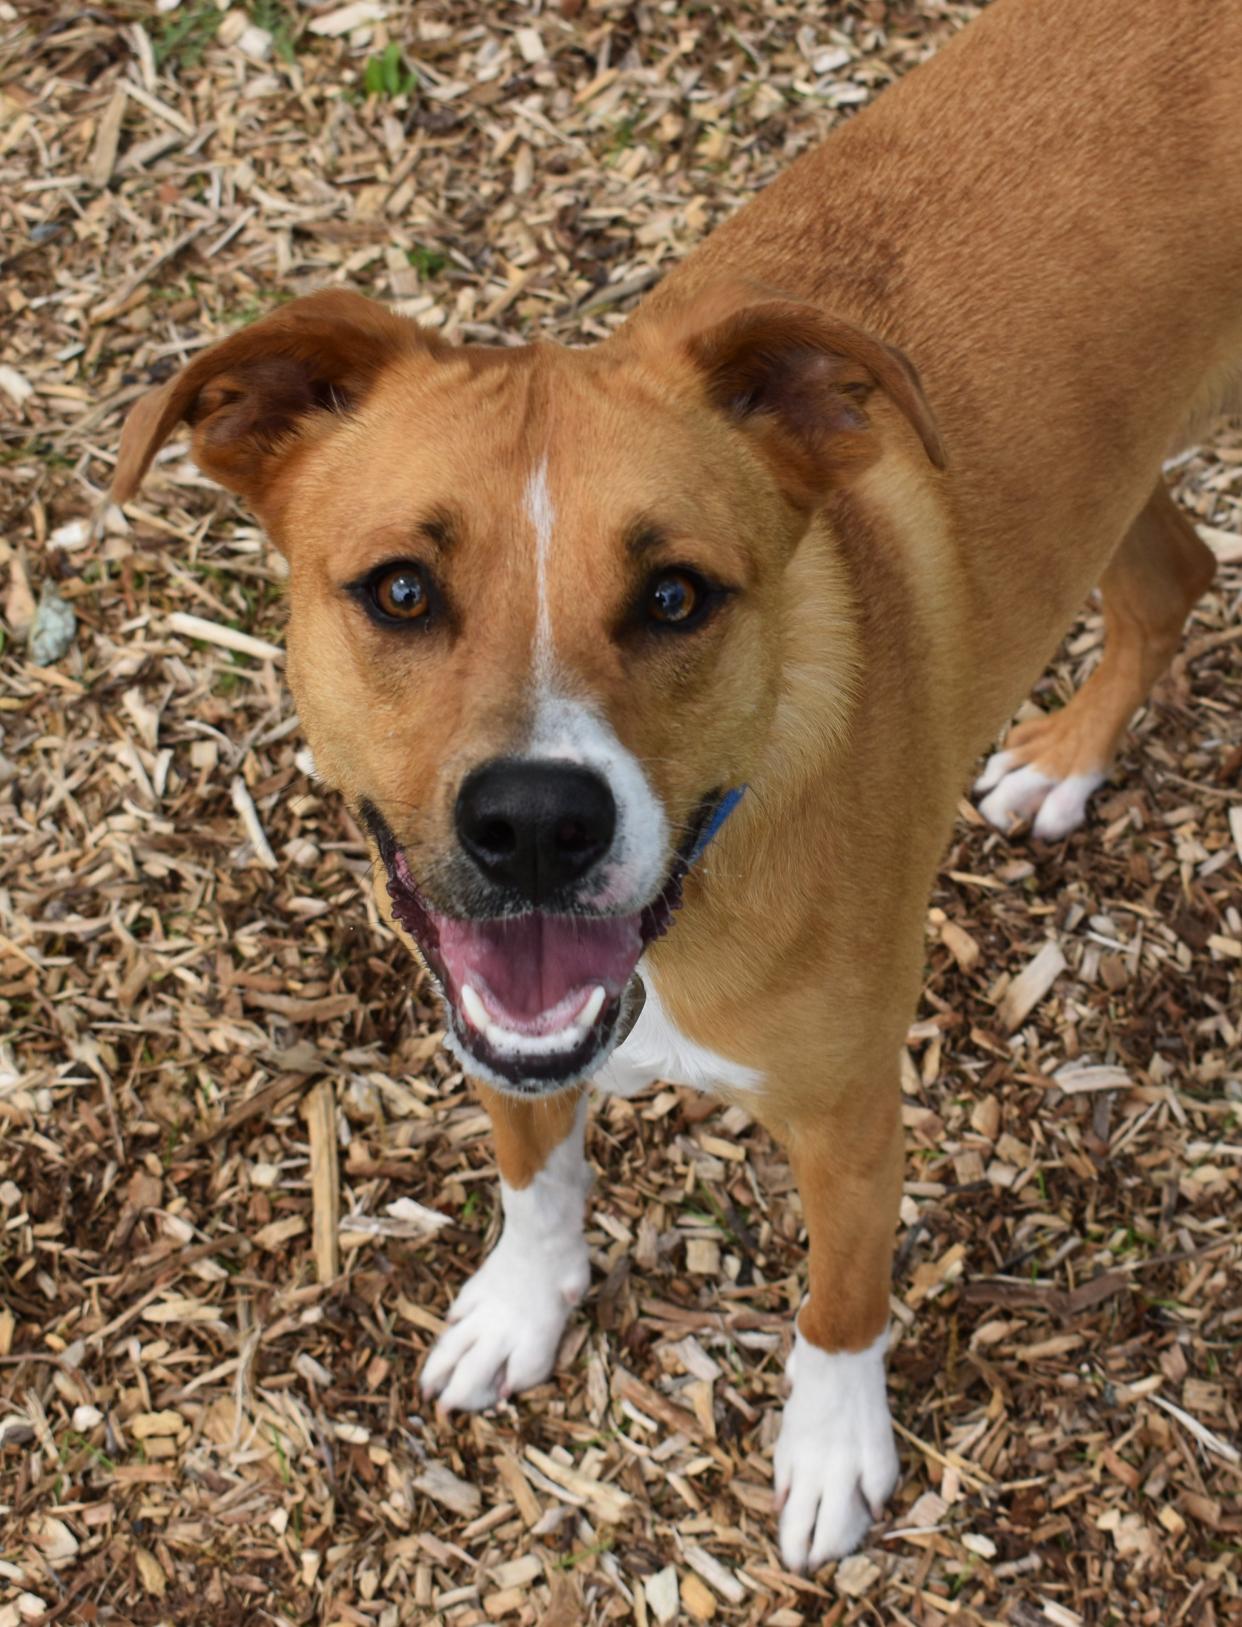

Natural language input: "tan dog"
[113,0,1242,1570]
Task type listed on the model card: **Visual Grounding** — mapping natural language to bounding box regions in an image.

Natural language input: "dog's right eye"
[351,561,435,627]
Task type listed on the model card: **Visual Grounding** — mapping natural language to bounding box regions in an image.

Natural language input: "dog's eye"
[646,570,704,628]
[371,564,429,622]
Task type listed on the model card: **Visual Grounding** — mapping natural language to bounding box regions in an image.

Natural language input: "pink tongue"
[436,912,643,1025]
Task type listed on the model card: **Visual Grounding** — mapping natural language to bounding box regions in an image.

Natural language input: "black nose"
[455,759,617,904]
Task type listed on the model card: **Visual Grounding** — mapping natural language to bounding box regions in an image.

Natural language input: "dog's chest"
[593,963,763,1098]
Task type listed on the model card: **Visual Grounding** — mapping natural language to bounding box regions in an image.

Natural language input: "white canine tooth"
[460,984,489,1032]
[579,985,606,1029]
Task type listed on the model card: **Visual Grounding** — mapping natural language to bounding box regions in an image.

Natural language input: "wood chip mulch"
[1,2,1239,1624]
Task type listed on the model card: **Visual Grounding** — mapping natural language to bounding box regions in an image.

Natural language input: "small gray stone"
[28,579,76,667]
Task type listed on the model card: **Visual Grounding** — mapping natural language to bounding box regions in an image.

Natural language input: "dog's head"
[115,286,943,1094]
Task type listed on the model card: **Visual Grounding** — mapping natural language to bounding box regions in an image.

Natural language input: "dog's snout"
[455,759,616,903]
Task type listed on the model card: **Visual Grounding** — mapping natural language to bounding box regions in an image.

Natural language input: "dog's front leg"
[422,1084,590,1412]
[766,1079,904,1570]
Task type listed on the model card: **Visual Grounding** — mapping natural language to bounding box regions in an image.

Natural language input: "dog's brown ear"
[680,300,945,507]
[113,289,434,508]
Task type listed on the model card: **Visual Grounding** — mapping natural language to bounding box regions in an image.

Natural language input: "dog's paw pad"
[773,1330,898,1573]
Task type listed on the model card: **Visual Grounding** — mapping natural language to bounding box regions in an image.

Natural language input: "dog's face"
[115,288,942,1093]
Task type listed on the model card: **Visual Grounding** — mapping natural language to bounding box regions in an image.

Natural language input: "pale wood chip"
[997,939,1067,1030]
[412,1461,482,1517]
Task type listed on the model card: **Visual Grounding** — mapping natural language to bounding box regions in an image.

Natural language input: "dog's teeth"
[491,1020,582,1056]
[478,1017,590,1058]
[579,985,606,1028]
[460,984,489,1032]
[460,983,610,1059]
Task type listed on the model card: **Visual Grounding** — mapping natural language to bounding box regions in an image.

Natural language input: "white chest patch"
[593,963,763,1097]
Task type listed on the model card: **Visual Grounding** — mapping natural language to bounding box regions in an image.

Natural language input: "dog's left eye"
[645,569,709,629]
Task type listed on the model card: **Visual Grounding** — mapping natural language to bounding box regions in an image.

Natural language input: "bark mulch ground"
[1,2,1239,1624]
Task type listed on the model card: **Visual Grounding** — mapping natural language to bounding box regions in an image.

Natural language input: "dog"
[111,0,1242,1571]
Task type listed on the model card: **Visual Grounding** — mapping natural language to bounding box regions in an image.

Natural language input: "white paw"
[421,1227,588,1411]
[975,752,1104,841]
[422,1102,592,1413]
[773,1328,899,1573]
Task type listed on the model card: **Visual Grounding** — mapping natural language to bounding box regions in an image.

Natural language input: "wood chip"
[941,919,981,971]
[997,939,1067,1030]
[681,1573,717,1621]
[1054,1063,1133,1094]
[412,1462,482,1518]
[253,1215,306,1250]
[129,1410,186,1439]
[523,1447,633,1523]
[836,1553,881,1597]
[88,84,127,188]
[682,1545,746,1605]
[495,1452,542,1528]
[309,2,386,36]
[685,1238,721,1275]
[133,1547,167,1597]
[230,775,279,870]
[303,1080,340,1284]
[644,1566,679,1625]
[1148,1395,1241,1466]
[1199,523,1242,563]
[165,610,284,662]
[488,1555,541,1590]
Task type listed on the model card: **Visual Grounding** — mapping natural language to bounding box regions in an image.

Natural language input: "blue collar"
[686,785,747,869]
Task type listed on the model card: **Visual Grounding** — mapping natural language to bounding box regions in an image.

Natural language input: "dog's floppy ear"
[112,288,435,508]
[680,298,945,507]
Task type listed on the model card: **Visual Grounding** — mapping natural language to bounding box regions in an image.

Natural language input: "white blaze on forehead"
[519,459,669,914]
[524,457,555,682]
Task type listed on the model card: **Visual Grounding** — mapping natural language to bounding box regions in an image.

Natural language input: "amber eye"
[646,570,702,627]
[372,564,429,622]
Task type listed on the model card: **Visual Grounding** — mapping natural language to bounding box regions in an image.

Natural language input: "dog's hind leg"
[421,1084,590,1411]
[975,483,1216,840]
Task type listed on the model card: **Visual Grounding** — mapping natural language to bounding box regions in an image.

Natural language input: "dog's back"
[652,0,1242,411]
[640,0,1242,742]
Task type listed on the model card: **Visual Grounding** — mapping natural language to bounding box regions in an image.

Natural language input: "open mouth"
[362,794,727,1092]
